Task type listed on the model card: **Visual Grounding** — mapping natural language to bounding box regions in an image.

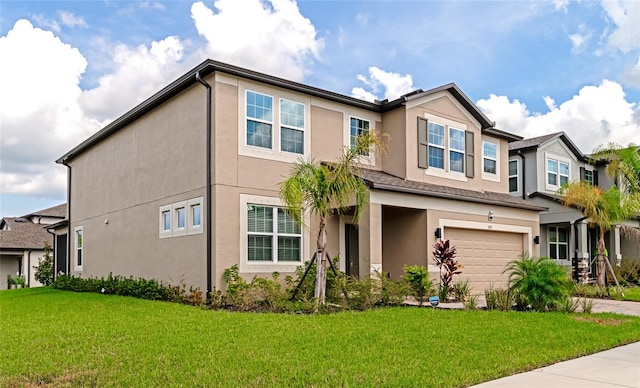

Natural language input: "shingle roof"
[359,169,547,211]
[23,203,67,218]
[0,217,53,250]
[508,132,562,151]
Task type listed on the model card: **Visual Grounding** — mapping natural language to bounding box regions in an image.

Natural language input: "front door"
[345,224,359,279]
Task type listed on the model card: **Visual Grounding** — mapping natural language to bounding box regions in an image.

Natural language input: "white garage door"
[444,228,524,292]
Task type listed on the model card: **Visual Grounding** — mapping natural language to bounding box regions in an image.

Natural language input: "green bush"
[33,242,54,286]
[613,257,640,286]
[453,279,471,302]
[504,255,572,312]
[484,286,512,311]
[403,265,432,306]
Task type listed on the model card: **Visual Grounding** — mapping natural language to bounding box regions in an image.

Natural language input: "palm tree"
[592,143,640,195]
[560,182,640,286]
[280,131,384,304]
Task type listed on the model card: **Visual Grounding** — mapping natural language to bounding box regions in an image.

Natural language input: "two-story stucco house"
[0,203,66,289]
[508,132,640,281]
[56,59,543,294]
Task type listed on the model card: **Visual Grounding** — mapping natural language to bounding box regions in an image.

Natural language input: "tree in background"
[34,242,54,286]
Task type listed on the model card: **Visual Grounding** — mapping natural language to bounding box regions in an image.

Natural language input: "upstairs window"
[246,91,273,149]
[449,128,465,173]
[74,226,83,271]
[580,167,598,186]
[509,160,518,193]
[547,158,569,188]
[428,122,445,169]
[350,117,370,155]
[483,142,497,174]
[280,99,304,154]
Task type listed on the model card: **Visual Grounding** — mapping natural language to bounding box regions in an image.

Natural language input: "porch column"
[608,225,622,266]
[575,220,590,283]
[359,202,382,279]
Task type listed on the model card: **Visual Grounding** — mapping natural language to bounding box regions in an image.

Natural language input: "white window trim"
[448,127,466,174]
[545,153,571,191]
[548,225,569,261]
[240,194,310,274]
[508,158,519,193]
[159,204,172,239]
[278,98,305,156]
[74,226,83,272]
[173,201,187,237]
[238,82,310,163]
[428,121,446,170]
[245,90,274,150]
[423,112,469,181]
[482,140,500,182]
[347,115,376,166]
[187,197,204,235]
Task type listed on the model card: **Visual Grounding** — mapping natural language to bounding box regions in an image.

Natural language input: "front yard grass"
[2,288,640,387]
[611,286,640,302]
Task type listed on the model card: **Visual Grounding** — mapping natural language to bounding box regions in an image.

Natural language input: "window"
[350,117,370,155]
[74,226,83,271]
[509,160,518,193]
[191,204,201,227]
[280,99,305,154]
[187,197,204,235]
[584,170,594,185]
[428,122,445,169]
[483,142,497,174]
[247,204,301,263]
[547,157,569,188]
[449,128,465,173]
[246,91,273,149]
[176,207,185,229]
[162,210,171,231]
[548,226,568,260]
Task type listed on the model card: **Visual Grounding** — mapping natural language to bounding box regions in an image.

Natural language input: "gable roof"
[359,169,547,211]
[22,203,67,219]
[508,131,587,161]
[0,217,53,250]
[56,59,522,164]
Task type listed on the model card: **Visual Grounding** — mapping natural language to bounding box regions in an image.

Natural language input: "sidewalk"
[471,341,640,387]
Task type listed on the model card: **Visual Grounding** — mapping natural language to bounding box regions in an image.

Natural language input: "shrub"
[504,255,572,312]
[580,297,595,313]
[403,265,432,306]
[453,279,471,302]
[572,283,609,298]
[463,294,479,310]
[484,286,512,311]
[34,242,54,286]
[432,239,462,300]
[612,257,640,286]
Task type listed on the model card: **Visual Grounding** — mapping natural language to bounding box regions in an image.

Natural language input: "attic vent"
[15,218,28,223]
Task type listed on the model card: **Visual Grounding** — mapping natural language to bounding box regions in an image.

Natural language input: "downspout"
[46,227,56,282]
[65,163,71,275]
[195,70,213,299]
[573,215,588,281]
[27,250,32,287]
[517,150,526,200]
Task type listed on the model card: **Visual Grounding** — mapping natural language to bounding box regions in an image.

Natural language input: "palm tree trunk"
[597,228,606,286]
[314,217,328,304]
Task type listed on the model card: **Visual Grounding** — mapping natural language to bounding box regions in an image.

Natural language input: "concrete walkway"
[471,341,640,387]
[468,298,640,387]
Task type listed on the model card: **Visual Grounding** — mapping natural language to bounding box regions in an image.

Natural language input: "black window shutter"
[465,131,474,178]
[593,170,599,186]
[580,167,586,181]
[418,117,428,169]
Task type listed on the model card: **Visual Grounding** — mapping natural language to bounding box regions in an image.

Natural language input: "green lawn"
[2,288,640,387]
[611,286,640,302]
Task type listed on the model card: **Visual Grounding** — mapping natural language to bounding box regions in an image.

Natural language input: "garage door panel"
[445,228,523,292]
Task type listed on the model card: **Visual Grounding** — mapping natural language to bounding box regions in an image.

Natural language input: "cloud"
[621,55,640,88]
[190,0,323,82]
[351,66,415,102]
[0,20,98,196]
[553,0,570,12]
[58,11,88,28]
[477,80,640,153]
[602,0,640,53]
[79,36,184,121]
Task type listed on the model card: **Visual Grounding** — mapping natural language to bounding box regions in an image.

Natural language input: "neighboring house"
[55,59,543,294]
[508,132,640,281]
[0,204,67,290]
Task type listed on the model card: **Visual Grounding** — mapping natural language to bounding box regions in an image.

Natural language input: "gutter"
[195,70,213,300]
[65,164,71,275]
[573,216,589,281]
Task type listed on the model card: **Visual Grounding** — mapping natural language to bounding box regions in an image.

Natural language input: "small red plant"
[433,239,462,298]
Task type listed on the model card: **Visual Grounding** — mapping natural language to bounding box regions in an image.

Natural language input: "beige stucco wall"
[382,207,428,280]
[380,107,407,178]
[68,80,208,289]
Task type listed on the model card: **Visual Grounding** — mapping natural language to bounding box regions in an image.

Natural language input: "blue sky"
[1,0,639,218]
